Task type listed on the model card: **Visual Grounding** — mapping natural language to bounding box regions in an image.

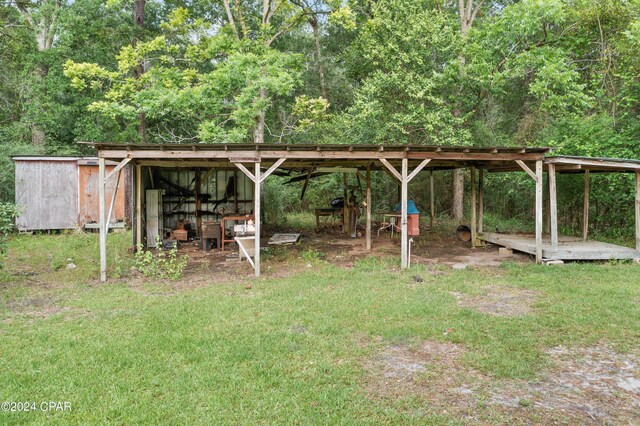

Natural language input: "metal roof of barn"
[544,155,640,172]
[12,156,121,166]
[80,141,551,154]
[80,142,553,171]
[12,156,86,161]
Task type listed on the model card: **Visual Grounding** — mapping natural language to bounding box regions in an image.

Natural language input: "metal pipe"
[408,237,413,269]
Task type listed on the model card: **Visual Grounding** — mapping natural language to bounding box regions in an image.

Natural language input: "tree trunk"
[31,126,45,146]
[134,0,146,143]
[309,17,327,99]
[134,0,145,28]
[31,62,48,147]
[31,20,55,146]
[451,0,479,220]
[253,87,266,143]
[452,169,464,220]
[451,53,465,219]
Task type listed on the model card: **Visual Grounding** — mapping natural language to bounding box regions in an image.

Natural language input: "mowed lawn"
[1,232,639,424]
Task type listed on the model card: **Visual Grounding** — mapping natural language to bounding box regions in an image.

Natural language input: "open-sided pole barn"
[87,142,554,282]
[478,156,640,261]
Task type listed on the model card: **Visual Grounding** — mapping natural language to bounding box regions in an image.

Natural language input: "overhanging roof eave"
[82,141,552,164]
[545,155,640,172]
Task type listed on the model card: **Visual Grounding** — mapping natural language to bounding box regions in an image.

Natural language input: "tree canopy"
[1,0,639,232]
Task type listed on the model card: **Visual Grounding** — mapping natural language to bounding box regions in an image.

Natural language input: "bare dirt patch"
[128,226,525,289]
[411,230,530,268]
[2,296,73,323]
[364,340,640,424]
[364,340,495,423]
[450,286,540,317]
[490,345,640,424]
[378,341,462,381]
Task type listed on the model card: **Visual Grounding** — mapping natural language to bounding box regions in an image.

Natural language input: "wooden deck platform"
[479,232,640,261]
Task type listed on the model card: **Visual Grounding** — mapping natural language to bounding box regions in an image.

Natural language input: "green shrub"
[134,237,188,280]
[301,248,326,263]
[0,202,17,267]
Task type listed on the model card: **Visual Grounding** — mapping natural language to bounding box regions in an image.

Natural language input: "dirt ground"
[365,339,640,425]
[450,286,540,317]
[171,224,530,280]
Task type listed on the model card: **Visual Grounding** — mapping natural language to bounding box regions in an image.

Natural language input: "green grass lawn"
[1,232,639,424]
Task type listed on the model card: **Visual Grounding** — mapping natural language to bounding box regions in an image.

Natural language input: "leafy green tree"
[343,0,467,145]
[65,7,329,143]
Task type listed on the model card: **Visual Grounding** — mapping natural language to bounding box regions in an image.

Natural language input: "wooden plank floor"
[479,232,640,260]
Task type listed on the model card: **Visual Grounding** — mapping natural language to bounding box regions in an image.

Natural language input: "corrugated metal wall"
[155,169,254,230]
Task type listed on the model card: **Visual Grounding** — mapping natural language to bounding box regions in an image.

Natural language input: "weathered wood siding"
[78,163,126,225]
[14,157,130,231]
[15,160,79,230]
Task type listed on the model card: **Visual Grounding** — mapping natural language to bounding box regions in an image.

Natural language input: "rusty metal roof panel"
[78,141,553,154]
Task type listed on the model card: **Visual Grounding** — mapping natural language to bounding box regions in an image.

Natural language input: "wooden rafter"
[515,160,538,182]
[232,162,256,183]
[407,159,431,182]
[260,158,286,183]
[104,157,131,183]
[379,158,402,181]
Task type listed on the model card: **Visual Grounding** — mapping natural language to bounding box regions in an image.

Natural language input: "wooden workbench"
[221,214,254,251]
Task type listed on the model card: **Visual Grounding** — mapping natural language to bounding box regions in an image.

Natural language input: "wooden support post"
[544,173,551,235]
[234,169,238,213]
[478,168,484,235]
[99,158,107,282]
[195,169,202,237]
[583,170,590,241]
[378,157,411,268]
[343,173,348,234]
[135,163,142,249]
[401,158,408,269]
[106,169,122,233]
[366,164,372,251]
[636,171,640,252]
[535,160,543,263]
[470,166,477,248]
[429,168,435,229]
[254,162,261,277]
[549,164,558,251]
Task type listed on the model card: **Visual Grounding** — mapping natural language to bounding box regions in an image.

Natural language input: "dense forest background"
[1,0,640,238]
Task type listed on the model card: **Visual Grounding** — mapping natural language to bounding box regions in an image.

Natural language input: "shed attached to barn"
[12,156,131,231]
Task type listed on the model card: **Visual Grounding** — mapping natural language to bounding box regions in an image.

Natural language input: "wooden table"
[315,208,344,232]
[378,212,401,238]
[221,214,254,251]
